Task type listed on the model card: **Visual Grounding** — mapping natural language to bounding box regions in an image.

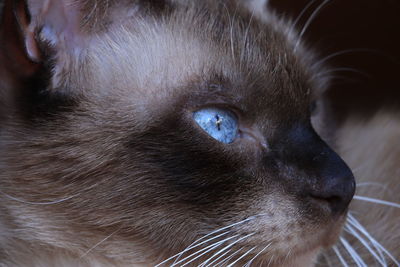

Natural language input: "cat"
[1,0,392,266]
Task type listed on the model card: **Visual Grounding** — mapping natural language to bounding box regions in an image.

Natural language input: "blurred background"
[270,0,400,124]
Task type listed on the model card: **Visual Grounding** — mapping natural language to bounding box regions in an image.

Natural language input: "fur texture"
[0,0,382,266]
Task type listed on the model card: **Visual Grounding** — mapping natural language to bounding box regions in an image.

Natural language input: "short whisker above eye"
[288,0,320,37]
[294,0,331,52]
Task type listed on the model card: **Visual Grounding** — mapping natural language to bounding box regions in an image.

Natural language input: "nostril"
[310,174,355,215]
[310,194,344,213]
[312,195,341,204]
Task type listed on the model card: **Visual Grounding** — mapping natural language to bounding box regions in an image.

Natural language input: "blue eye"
[193,108,238,144]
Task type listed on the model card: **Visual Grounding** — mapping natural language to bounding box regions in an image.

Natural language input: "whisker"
[170,230,231,265]
[313,48,382,68]
[345,223,387,266]
[353,195,400,209]
[240,10,255,71]
[267,254,275,267]
[332,245,350,267]
[340,237,367,267]
[172,216,261,263]
[243,242,272,267]
[203,233,255,267]
[222,2,238,64]
[284,248,292,262]
[225,246,257,267]
[347,214,400,266]
[156,215,258,266]
[0,190,77,205]
[288,0,319,35]
[294,0,331,52]
[347,214,386,260]
[170,234,240,267]
[316,67,369,78]
[369,240,400,267]
[356,182,387,190]
[199,248,233,267]
[178,241,228,267]
[80,229,120,258]
[215,248,245,266]
[321,251,334,267]
[229,12,236,63]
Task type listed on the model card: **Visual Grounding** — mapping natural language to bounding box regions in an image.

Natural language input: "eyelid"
[191,103,244,119]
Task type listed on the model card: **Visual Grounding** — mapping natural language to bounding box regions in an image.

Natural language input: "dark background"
[270,0,400,124]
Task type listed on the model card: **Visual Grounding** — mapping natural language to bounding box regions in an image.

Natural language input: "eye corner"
[237,126,269,149]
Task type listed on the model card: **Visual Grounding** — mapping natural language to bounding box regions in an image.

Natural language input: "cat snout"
[275,125,356,215]
[309,158,356,215]
[303,139,356,215]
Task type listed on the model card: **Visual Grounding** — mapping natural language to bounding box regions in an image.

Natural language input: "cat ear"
[0,0,88,83]
[26,0,88,60]
[0,0,42,81]
[0,0,170,93]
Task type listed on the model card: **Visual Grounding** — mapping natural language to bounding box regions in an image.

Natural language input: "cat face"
[0,0,355,265]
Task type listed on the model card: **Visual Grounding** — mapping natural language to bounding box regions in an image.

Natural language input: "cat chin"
[253,228,340,267]
[218,212,348,266]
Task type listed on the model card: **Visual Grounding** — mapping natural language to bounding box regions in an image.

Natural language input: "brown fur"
[0,0,357,266]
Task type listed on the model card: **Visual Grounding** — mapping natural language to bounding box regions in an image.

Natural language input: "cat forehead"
[83,6,313,120]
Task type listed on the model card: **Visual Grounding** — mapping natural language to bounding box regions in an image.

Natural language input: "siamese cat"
[0,0,395,266]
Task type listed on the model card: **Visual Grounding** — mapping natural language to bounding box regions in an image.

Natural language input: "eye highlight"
[193,108,238,144]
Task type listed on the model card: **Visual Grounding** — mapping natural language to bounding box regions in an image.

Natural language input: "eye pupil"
[215,115,222,131]
[193,108,238,144]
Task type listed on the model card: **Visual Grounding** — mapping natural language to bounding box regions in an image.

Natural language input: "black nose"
[277,125,356,215]
[309,151,355,215]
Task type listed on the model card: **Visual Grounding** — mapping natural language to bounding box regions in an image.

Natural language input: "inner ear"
[0,0,42,80]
